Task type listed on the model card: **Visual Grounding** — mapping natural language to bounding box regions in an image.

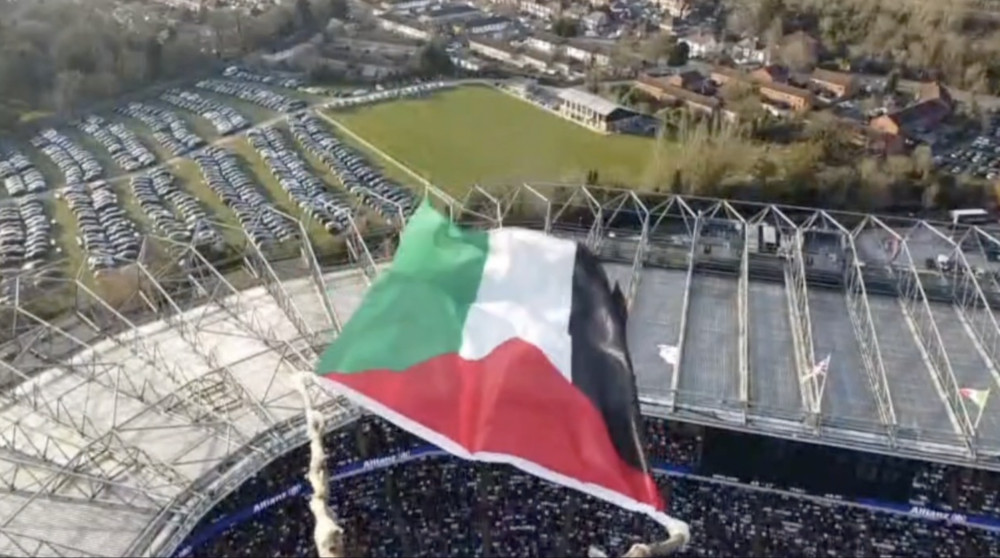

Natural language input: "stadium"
[4,182,1000,558]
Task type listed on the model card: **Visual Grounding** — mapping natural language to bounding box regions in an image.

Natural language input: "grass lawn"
[329,85,668,196]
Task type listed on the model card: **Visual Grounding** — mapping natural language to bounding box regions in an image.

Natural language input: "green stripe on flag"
[317,201,490,374]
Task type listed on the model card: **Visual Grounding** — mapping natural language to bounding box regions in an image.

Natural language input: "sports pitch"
[329,85,667,195]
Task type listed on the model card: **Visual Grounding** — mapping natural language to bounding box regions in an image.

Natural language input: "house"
[870,86,953,137]
[635,75,720,117]
[750,64,789,84]
[468,38,518,64]
[659,17,680,33]
[758,81,813,111]
[710,65,745,86]
[376,14,431,41]
[520,0,557,19]
[583,11,609,32]
[657,0,691,19]
[379,0,435,11]
[810,69,858,98]
[666,70,705,90]
[524,33,564,55]
[729,37,769,65]
[419,4,481,24]
[461,15,512,35]
[557,88,641,133]
[521,52,551,72]
[565,41,612,67]
[680,32,721,59]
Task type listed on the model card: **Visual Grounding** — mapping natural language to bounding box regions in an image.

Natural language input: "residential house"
[635,75,720,117]
[810,68,858,99]
[758,81,814,111]
[461,15,513,35]
[710,65,745,86]
[666,70,706,91]
[583,11,609,33]
[681,32,721,59]
[379,0,435,11]
[419,4,481,25]
[565,41,612,67]
[729,37,769,65]
[870,82,953,138]
[520,0,557,19]
[521,51,551,72]
[750,64,789,84]
[469,38,518,64]
[657,0,691,19]
[524,33,564,55]
[376,14,431,41]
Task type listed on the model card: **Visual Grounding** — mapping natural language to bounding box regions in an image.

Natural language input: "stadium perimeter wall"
[171,445,1000,558]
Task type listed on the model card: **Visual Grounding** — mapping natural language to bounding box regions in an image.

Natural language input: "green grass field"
[329,86,667,196]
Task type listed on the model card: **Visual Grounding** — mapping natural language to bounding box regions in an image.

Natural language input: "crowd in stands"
[182,416,1000,558]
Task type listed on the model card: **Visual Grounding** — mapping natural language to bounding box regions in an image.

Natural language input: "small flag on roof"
[315,200,688,540]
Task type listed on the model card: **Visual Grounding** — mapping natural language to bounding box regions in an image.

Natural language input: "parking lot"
[0,69,455,288]
[934,113,1000,179]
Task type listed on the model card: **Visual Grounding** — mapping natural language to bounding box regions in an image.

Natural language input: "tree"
[912,144,934,180]
[414,42,454,77]
[295,0,316,30]
[667,41,690,66]
[780,35,818,72]
[327,0,349,20]
[885,70,900,95]
[670,169,684,194]
[553,18,579,38]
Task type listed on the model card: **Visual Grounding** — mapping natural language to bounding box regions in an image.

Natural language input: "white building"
[464,16,512,35]
[729,37,769,65]
[379,0,435,11]
[469,39,518,63]
[680,32,721,59]
[521,52,551,71]
[524,34,564,55]
[520,0,556,19]
[377,15,431,40]
[564,42,611,66]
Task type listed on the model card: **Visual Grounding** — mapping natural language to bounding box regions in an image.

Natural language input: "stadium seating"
[177,416,1000,558]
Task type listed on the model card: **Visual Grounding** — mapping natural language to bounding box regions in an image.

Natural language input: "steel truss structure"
[4,184,1000,557]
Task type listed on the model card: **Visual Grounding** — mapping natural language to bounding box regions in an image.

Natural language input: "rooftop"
[557,88,624,116]
[8,184,1000,556]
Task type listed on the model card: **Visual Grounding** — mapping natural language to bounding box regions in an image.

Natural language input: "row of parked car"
[32,129,103,185]
[131,169,223,249]
[289,113,414,221]
[325,81,452,110]
[0,196,52,269]
[193,147,297,247]
[57,181,141,271]
[161,89,250,136]
[78,116,156,172]
[222,66,303,90]
[196,79,307,114]
[0,146,46,197]
[116,102,205,157]
[247,127,353,236]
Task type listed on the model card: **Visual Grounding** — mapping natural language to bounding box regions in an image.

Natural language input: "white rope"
[297,374,345,558]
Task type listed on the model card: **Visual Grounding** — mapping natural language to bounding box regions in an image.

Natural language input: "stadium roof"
[557,88,624,118]
[5,183,1000,556]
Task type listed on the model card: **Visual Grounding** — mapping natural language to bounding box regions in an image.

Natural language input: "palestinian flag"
[316,201,687,536]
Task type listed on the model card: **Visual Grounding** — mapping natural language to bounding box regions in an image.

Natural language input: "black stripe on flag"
[567,243,650,473]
